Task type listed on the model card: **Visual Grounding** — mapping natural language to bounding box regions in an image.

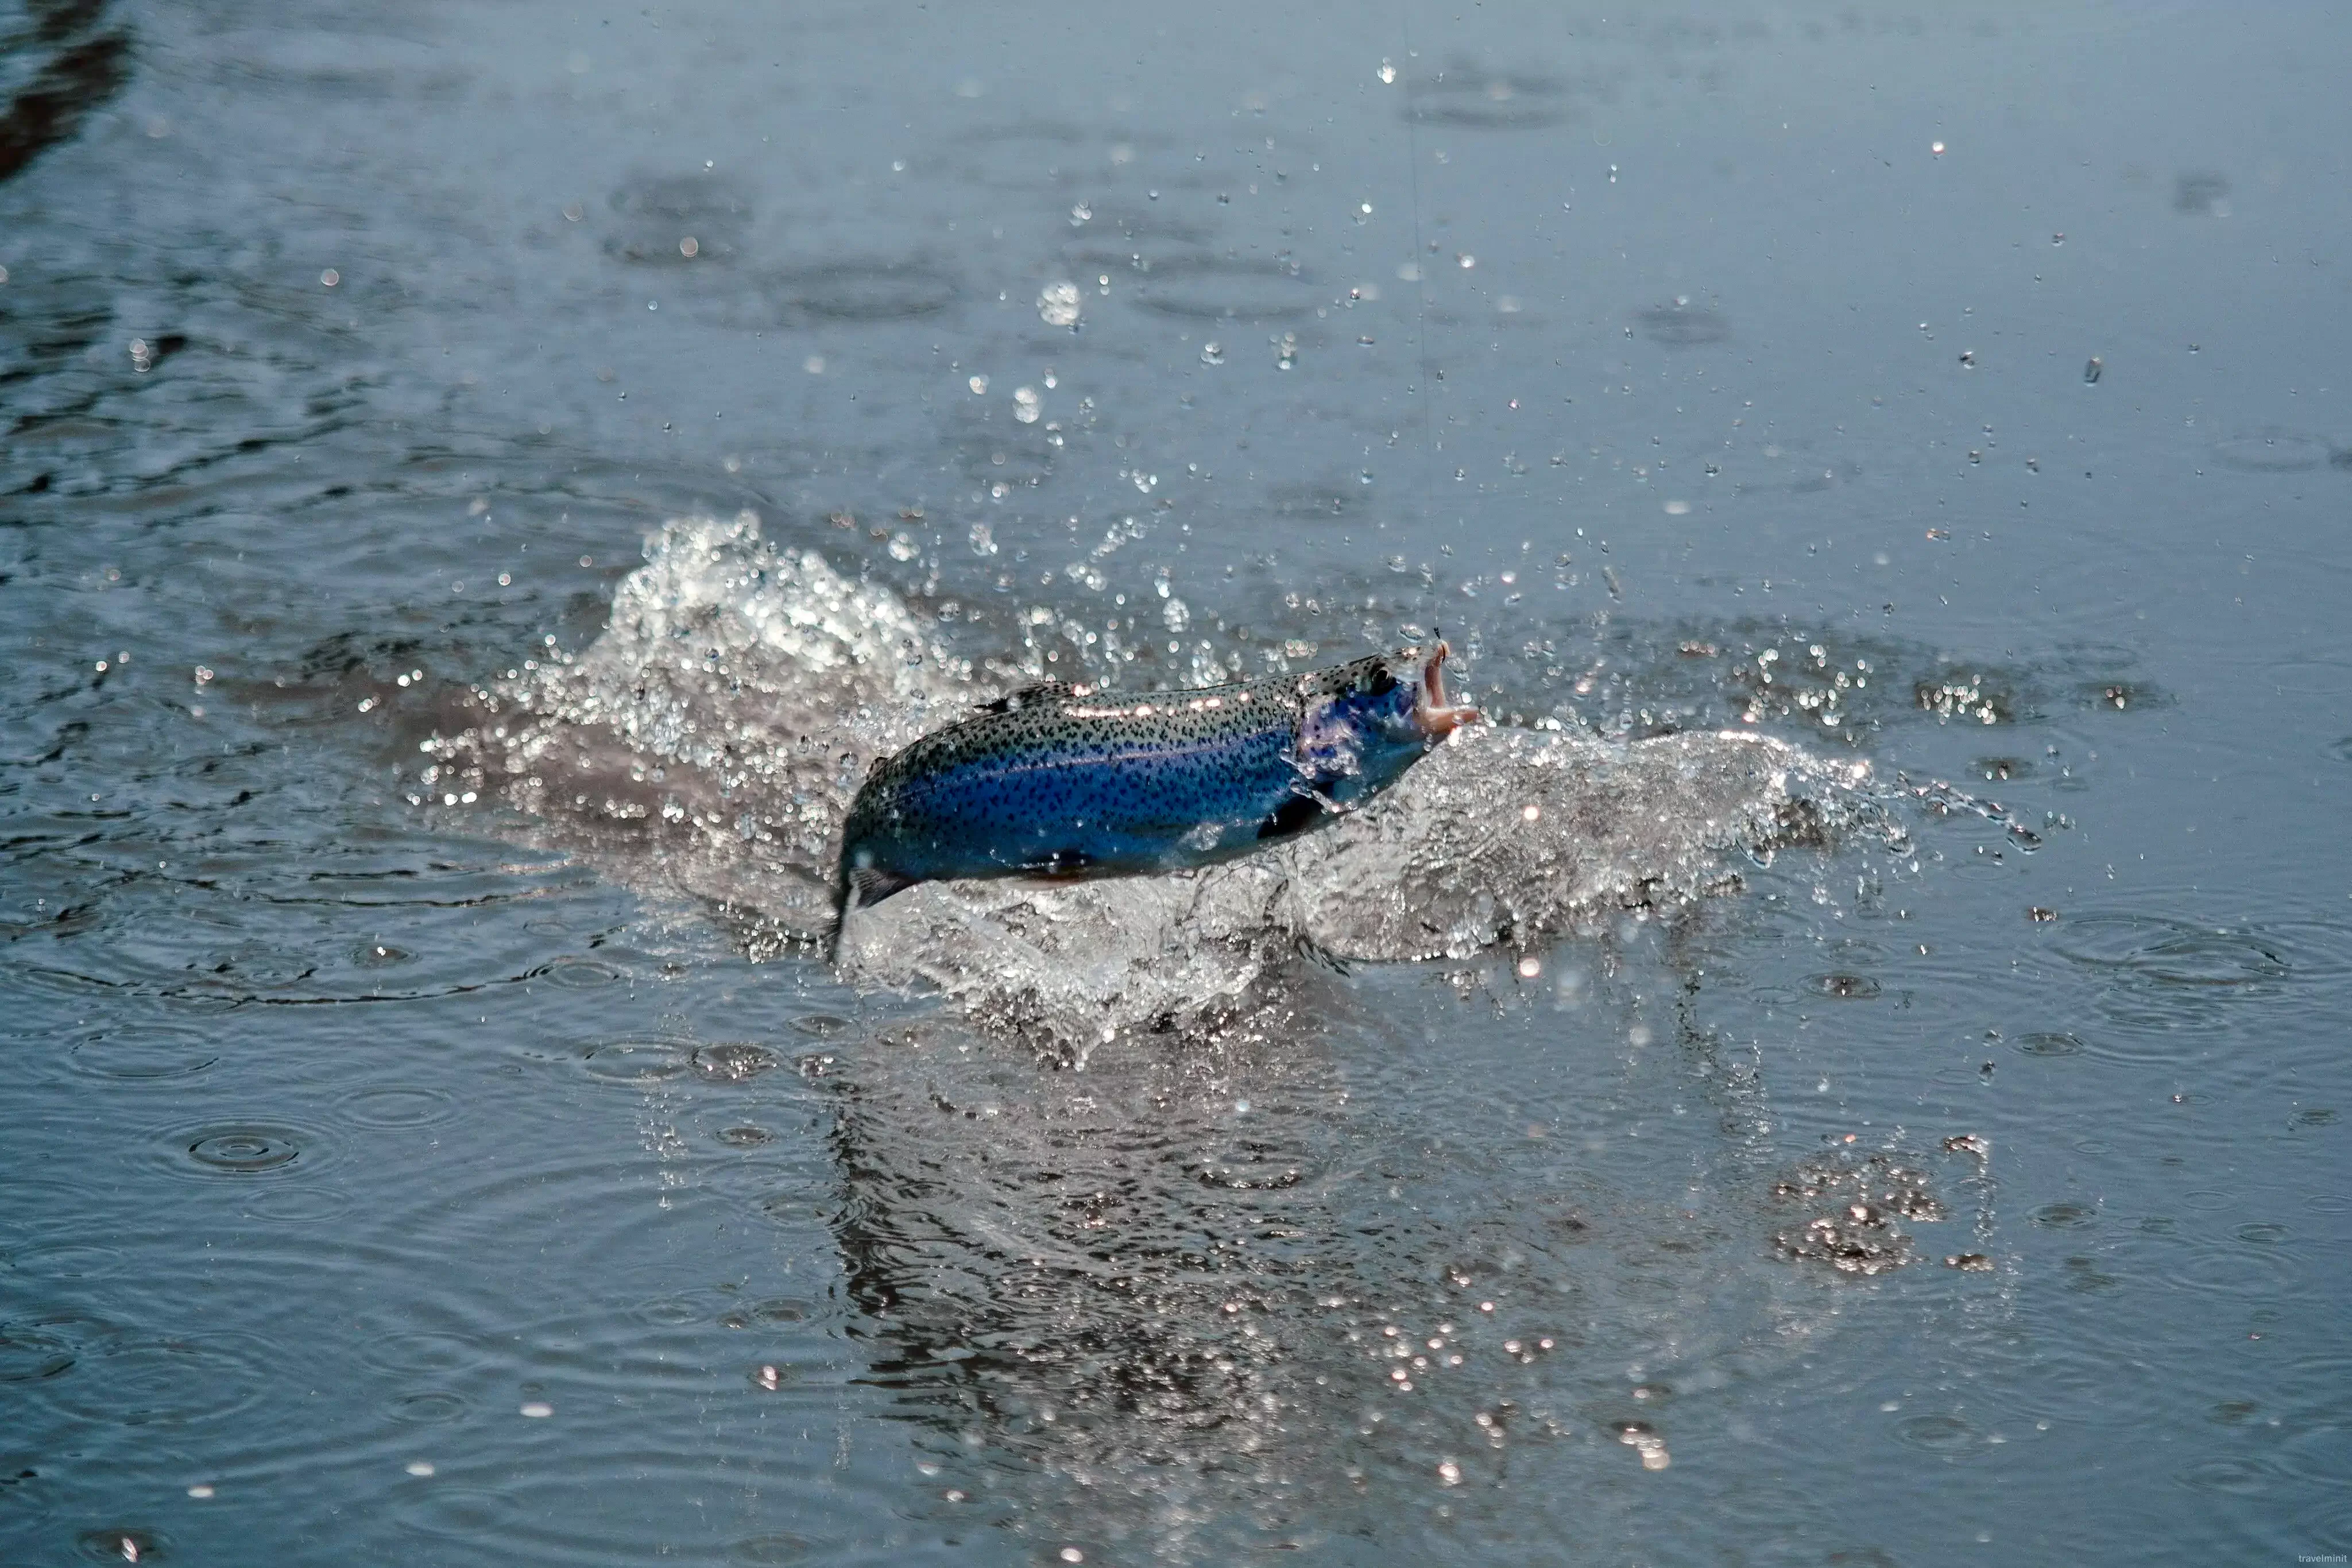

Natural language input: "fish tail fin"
[846,866,916,909]
[827,857,916,964]
[826,870,850,964]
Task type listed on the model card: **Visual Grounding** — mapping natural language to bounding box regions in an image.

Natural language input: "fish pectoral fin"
[847,867,919,908]
[976,680,1080,714]
[1257,790,1334,841]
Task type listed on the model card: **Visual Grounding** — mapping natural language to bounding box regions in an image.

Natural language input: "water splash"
[426,513,972,939]
[840,721,1871,1051]
[443,515,1877,1048]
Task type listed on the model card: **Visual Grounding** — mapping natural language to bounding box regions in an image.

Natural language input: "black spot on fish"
[1258,793,1323,840]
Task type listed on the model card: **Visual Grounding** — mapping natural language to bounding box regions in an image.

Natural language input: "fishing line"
[1397,2,1444,652]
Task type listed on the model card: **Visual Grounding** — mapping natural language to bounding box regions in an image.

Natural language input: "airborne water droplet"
[1038,281,1082,327]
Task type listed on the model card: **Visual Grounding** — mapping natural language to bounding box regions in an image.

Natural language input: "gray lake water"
[4,1,2350,1562]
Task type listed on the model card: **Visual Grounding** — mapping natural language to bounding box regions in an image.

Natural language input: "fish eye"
[1363,666,1400,698]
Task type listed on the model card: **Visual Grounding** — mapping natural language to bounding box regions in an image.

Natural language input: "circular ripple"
[2076,1025,2215,1068]
[693,1043,779,1083]
[635,1296,706,1327]
[2277,1422,2352,1488]
[1894,1413,1974,1452]
[359,1332,484,1376]
[243,1186,353,1225]
[2053,915,2291,986]
[2268,660,2352,696]
[2033,1203,2097,1229]
[717,1296,813,1329]
[514,1305,756,1396]
[394,1485,521,1541]
[716,1125,773,1148]
[544,959,622,989]
[389,1390,468,1424]
[78,1529,165,1563]
[606,172,755,266]
[790,1014,850,1038]
[730,1536,810,1565]
[181,1125,305,1175]
[524,915,606,938]
[68,1027,220,1081]
[1806,973,1881,1000]
[2167,1240,2301,1297]
[1132,256,1316,322]
[2175,1456,2271,1494]
[354,942,414,968]
[403,1454,858,1562]
[0,1325,76,1381]
[2263,919,2352,982]
[43,1337,264,1426]
[2305,1490,2352,1561]
[757,1193,813,1226]
[755,261,957,323]
[2017,1032,2084,1057]
[2279,1349,2352,1394]
[2211,429,2329,472]
[582,1040,692,1085]
[1635,305,1730,346]
[610,171,753,223]
[339,1086,457,1128]
[2022,1342,2158,1422]
[5,1241,125,1281]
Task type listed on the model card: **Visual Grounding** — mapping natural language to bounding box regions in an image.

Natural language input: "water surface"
[4,1,2350,1562]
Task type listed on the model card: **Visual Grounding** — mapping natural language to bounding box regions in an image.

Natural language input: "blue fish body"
[837,642,1477,910]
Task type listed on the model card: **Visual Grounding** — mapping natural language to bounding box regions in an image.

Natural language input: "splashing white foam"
[448,514,1873,1046]
[836,723,1868,1047]
[439,513,972,934]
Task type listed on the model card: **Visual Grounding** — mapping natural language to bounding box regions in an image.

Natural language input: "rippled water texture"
[5,1,2350,1563]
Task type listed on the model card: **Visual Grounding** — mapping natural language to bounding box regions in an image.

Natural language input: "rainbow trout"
[837,642,1479,911]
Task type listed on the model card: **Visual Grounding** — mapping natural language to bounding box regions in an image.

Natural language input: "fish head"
[1307,642,1480,748]
[1298,644,1481,804]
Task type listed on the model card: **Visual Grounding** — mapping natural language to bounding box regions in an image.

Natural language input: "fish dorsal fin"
[977,680,1081,714]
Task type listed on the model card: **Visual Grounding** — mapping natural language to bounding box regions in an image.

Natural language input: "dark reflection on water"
[819,944,1887,1558]
[3,0,2350,1562]
[0,1,131,186]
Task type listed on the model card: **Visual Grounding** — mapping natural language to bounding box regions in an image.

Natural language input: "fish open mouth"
[1413,640,1481,738]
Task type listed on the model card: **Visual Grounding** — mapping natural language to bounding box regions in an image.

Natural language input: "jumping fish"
[837,642,1480,912]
